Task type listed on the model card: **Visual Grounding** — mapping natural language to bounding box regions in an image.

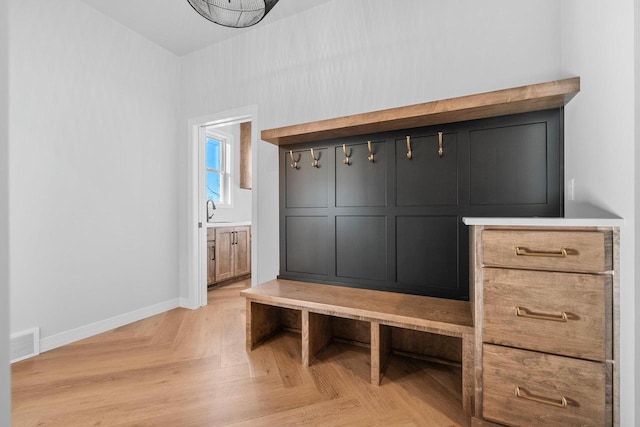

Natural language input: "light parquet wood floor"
[11,279,470,426]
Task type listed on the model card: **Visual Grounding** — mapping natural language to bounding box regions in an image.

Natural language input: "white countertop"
[462,202,624,227]
[207,221,251,228]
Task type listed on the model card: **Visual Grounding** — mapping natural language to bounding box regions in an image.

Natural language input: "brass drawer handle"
[515,246,568,258]
[515,386,568,409]
[515,306,568,322]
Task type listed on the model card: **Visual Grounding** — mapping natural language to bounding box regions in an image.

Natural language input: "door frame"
[186,105,259,308]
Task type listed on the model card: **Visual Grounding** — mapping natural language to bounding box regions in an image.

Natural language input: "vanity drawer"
[482,230,612,273]
[483,268,610,361]
[482,344,609,427]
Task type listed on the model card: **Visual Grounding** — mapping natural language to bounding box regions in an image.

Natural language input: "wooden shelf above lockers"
[261,77,580,146]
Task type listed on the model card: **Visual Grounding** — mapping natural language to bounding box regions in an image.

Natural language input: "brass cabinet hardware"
[515,386,568,409]
[515,246,568,258]
[438,131,444,157]
[367,141,375,162]
[406,136,412,159]
[515,306,568,322]
[342,144,351,165]
[310,148,319,168]
[289,150,300,169]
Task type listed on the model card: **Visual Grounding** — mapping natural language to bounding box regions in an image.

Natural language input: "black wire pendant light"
[187,0,280,28]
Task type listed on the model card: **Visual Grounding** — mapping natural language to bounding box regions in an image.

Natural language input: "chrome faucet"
[206,199,216,222]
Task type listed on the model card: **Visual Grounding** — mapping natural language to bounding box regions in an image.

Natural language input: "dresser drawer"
[482,344,610,427]
[482,230,612,273]
[483,268,610,361]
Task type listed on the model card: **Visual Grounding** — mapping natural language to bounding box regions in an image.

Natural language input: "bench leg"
[246,300,281,352]
[462,332,475,415]
[371,322,392,386]
[302,310,332,367]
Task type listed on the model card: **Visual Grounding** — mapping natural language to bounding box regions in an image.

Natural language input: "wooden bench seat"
[241,279,475,414]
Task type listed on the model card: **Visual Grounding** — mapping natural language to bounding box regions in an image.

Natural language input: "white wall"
[0,0,10,422]
[635,0,640,421]
[9,0,181,348]
[206,122,252,223]
[560,2,636,425]
[179,0,563,291]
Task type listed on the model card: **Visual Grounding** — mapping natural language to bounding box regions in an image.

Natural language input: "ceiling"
[79,0,333,57]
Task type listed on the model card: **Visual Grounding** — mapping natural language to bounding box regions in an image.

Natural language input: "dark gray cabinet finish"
[335,142,386,207]
[470,122,549,205]
[396,133,458,207]
[285,148,328,208]
[396,216,459,291]
[285,216,328,276]
[336,216,387,281]
[279,109,563,300]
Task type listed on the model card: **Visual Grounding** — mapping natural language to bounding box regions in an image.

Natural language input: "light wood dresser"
[465,203,622,427]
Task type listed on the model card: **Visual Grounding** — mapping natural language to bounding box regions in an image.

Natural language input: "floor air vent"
[11,328,40,363]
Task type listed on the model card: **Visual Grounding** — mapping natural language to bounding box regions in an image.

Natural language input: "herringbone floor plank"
[11,279,469,426]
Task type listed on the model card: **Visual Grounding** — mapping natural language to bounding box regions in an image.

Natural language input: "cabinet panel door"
[285,148,328,208]
[396,216,460,295]
[207,241,216,285]
[396,133,458,206]
[240,121,252,190]
[233,226,251,277]
[285,216,328,275]
[335,142,386,207]
[215,228,234,282]
[470,122,548,205]
[335,216,386,281]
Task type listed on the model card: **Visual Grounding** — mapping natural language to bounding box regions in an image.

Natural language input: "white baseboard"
[179,297,199,310]
[40,298,181,353]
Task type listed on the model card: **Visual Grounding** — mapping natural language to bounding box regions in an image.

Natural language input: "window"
[206,133,230,205]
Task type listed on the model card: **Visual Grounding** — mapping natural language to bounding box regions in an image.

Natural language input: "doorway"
[187,105,259,308]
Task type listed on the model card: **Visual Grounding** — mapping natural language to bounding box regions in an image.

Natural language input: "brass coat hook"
[289,150,300,169]
[367,141,375,162]
[310,148,319,168]
[342,144,351,165]
[438,131,444,157]
[406,136,412,160]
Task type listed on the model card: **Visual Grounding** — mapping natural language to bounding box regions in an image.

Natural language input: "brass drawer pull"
[515,306,568,322]
[515,246,568,258]
[515,386,568,409]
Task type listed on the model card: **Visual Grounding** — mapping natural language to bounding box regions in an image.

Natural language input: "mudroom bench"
[241,279,475,414]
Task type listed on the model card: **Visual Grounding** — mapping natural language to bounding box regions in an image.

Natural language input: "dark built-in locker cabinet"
[278,109,563,300]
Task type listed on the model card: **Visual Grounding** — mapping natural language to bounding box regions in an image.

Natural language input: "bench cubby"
[242,279,475,414]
